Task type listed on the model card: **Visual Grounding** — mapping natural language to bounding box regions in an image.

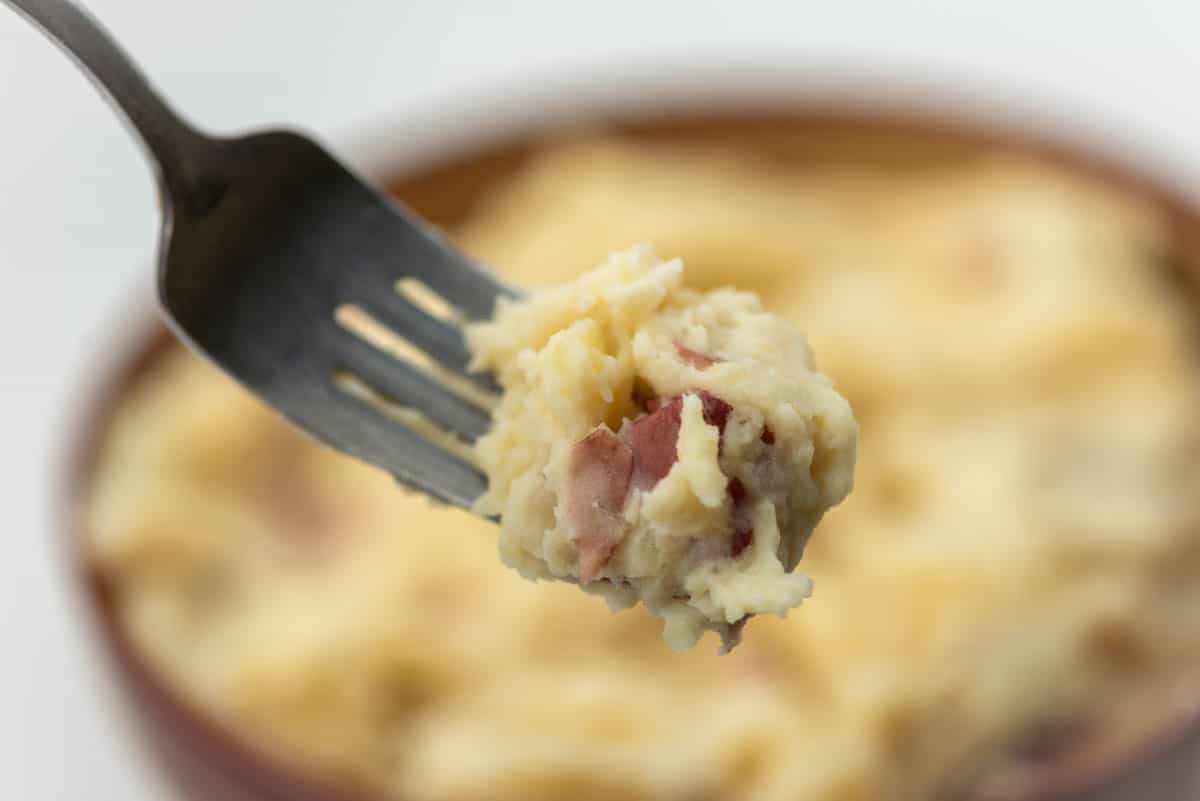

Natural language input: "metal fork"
[8,0,519,509]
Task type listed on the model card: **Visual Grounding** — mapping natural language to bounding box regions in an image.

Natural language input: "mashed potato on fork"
[467,246,857,651]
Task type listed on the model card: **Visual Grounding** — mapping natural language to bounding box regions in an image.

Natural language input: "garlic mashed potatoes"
[88,136,1200,801]
[467,246,857,651]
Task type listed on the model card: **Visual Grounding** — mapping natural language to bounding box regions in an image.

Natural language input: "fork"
[7,0,520,509]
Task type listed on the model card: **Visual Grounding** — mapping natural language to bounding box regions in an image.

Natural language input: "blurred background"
[4,1,1200,799]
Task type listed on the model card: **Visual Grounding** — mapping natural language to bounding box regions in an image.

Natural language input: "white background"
[3,1,1200,799]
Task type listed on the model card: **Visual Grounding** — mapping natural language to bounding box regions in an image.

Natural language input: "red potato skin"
[567,390,744,582]
[625,399,684,490]
[567,427,633,582]
[675,342,720,369]
[626,391,732,490]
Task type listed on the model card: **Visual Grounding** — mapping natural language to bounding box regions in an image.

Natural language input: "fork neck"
[5,0,215,199]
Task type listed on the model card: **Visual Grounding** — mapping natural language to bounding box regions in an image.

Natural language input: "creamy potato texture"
[467,246,856,651]
[88,138,1200,801]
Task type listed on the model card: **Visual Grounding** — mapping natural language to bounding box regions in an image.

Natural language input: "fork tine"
[318,385,487,508]
[369,204,519,321]
[352,290,501,394]
[331,325,492,441]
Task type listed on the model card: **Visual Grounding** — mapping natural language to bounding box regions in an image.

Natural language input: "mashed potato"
[467,246,857,651]
[88,136,1200,801]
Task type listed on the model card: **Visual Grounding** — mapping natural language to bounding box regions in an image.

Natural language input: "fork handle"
[3,0,212,196]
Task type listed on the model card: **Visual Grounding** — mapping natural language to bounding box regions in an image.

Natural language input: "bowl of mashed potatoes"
[69,86,1200,801]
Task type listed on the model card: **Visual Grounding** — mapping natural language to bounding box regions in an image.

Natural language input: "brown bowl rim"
[63,102,1200,801]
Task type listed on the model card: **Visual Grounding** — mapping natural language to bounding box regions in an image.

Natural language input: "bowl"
[67,91,1200,801]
